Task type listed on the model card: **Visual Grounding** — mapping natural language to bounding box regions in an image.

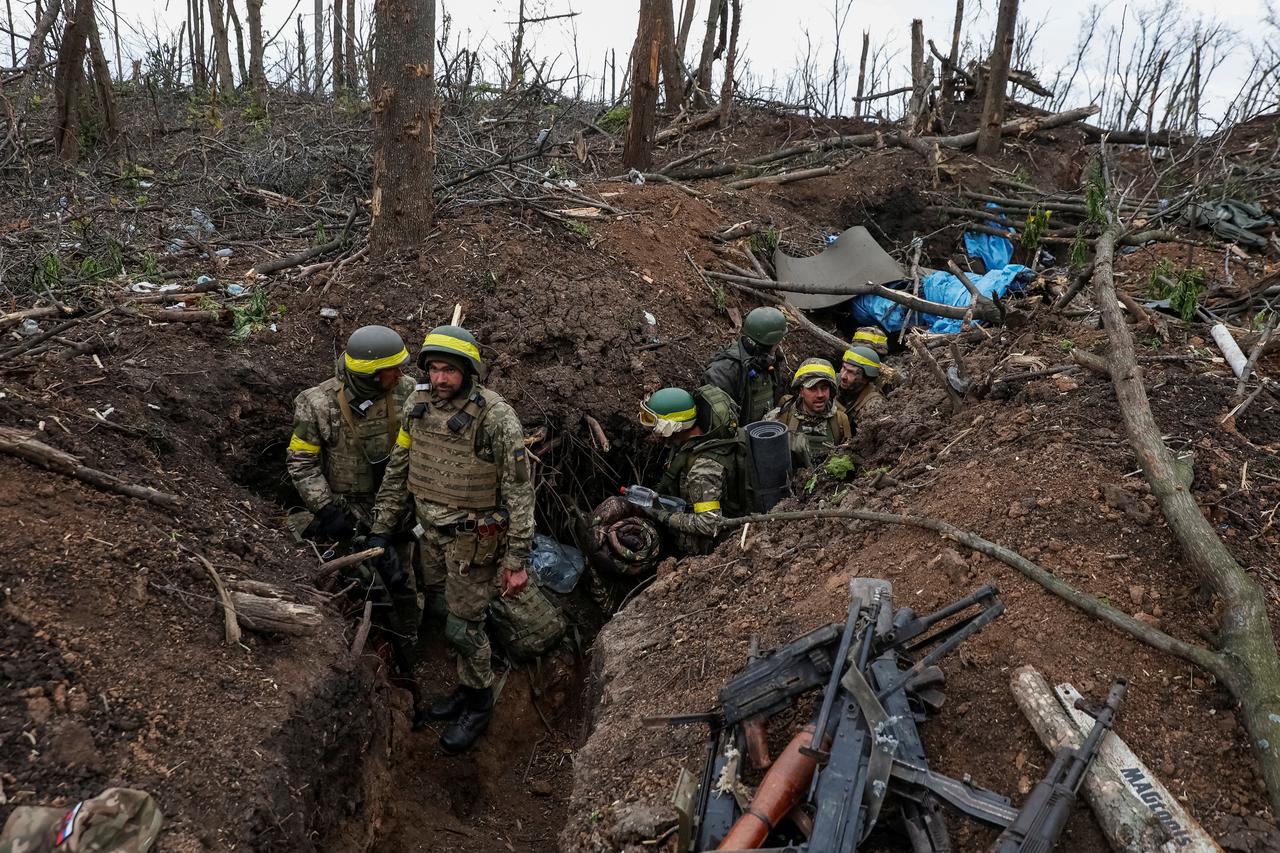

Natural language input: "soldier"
[286,325,421,674]
[838,345,889,421]
[703,306,789,423]
[639,385,745,556]
[0,788,163,852]
[370,325,533,754]
[765,358,851,468]
[852,326,889,357]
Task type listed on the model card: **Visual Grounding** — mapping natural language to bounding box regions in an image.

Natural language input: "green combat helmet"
[742,306,788,347]
[791,357,838,389]
[640,387,698,437]
[418,325,483,374]
[842,345,881,378]
[344,325,410,376]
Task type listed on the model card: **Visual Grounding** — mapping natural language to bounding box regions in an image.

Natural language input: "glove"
[640,503,672,524]
[367,534,407,591]
[308,502,357,541]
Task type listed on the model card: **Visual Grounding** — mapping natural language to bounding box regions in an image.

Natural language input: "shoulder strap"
[335,387,361,442]
[835,407,851,442]
[337,386,398,454]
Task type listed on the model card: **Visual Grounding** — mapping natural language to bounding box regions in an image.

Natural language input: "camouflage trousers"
[420,525,505,689]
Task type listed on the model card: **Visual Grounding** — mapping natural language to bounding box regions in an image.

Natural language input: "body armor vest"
[406,386,502,510]
[321,376,400,497]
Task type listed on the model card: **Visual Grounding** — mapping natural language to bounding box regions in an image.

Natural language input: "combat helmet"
[640,387,698,437]
[344,325,410,376]
[852,326,889,356]
[418,325,483,374]
[742,306,788,347]
[791,357,838,390]
[842,345,881,378]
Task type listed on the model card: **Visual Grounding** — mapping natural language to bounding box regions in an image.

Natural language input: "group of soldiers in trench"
[285,309,895,754]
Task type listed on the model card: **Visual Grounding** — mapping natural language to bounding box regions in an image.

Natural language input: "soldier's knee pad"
[444,614,488,656]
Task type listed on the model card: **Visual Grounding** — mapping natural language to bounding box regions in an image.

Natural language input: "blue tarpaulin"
[963,203,1015,271]
[850,266,1030,334]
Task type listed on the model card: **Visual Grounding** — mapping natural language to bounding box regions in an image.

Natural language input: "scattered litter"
[196,275,215,286]
[214,248,234,258]
[529,533,586,594]
[268,323,278,332]
[225,283,247,297]
[166,302,187,310]
[18,319,40,336]
[628,169,646,185]
[130,281,181,293]
[319,307,340,320]
[188,208,215,234]
[90,406,116,419]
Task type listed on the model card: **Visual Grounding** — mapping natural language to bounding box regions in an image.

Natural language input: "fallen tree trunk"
[1091,210,1280,814]
[229,582,323,636]
[0,427,181,509]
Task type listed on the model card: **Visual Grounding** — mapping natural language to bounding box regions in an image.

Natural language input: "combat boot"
[420,684,469,726]
[439,686,493,754]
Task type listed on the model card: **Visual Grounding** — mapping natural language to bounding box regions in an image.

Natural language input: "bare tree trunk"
[246,0,266,103]
[975,0,1018,155]
[228,0,247,84]
[675,0,697,63]
[332,0,344,91]
[23,0,60,77]
[313,0,324,93]
[906,19,929,133]
[370,0,436,251]
[192,0,207,88]
[296,13,307,93]
[942,0,963,102]
[109,0,120,79]
[693,0,721,108]
[624,0,663,169]
[85,0,119,146]
[716,0,740,125]
[344,0,356,91]
[52,0,90,161]
[508,0,524,89]
[854,31,868,118]
[658,0,682,108]
[206,0,234,94]
[1091,207,1280,815]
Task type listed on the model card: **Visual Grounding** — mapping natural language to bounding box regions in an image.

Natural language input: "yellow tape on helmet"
[421,333,481,364]
[794,362,837,383]
[842,350,879,370]
[344,348,409,374]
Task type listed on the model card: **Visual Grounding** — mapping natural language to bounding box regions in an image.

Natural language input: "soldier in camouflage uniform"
[286,325,423,676]
[838,345,889,422]
[0,788,162,852]
[703,306,789,424]
[765,358,852,469]
[639,385,746,556]
[371,325,533,754]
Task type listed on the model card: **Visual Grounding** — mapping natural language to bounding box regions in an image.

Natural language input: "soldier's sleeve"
[701,353,740,400]
[860,390,889,420]
[371,397,415,534]
[286,392,334,513]
[488,401,535,567]
[663,456,726,539]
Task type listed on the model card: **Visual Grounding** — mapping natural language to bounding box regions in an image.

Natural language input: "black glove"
[367,534,407,591]
[308,502,357,541]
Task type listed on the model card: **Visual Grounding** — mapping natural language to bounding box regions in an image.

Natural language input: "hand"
[367,534,406,591]
[641,503,672,524]
[500,565,529,598]
[309,502,357,541]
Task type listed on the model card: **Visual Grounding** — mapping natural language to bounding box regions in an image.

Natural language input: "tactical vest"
[658,385,748,518]
[776,396,851,459]
[406,385,502,510]
[321,377,401,497]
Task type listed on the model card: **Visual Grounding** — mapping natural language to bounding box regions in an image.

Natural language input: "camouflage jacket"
[766,396,851,467]
[702,339,786,424]
[657,442,731,556]
[372,382,534,568]
[287,372,416,525]
[839,383,888,422]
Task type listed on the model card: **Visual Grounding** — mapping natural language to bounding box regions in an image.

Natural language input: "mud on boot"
[420,684,469,727]
[439,686,493,754]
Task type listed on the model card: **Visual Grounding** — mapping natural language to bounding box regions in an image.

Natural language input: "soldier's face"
[427,361,465,397]
[798,382,831,413]
[375,367,403,391]
[839,363,867,391]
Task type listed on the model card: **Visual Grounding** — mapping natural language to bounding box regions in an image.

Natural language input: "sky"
[18,0,1278,123]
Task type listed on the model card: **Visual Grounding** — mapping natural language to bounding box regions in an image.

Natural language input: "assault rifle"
[994,678,1129,852]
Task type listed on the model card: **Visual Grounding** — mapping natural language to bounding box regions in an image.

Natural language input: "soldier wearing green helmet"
[371,324,539,753]
[839,344,889,420]
[286,324,422,687]
[703,306,789,423]
[766,357,852,468]
[638,384,745,555]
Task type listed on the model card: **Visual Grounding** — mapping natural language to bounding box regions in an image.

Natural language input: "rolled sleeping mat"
[746,420,791,512]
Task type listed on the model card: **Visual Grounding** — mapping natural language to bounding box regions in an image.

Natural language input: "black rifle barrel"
[875,599,1005,703]
[807,592,876,755]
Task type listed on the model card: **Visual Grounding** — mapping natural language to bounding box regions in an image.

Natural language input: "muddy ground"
[2,90,1280,852]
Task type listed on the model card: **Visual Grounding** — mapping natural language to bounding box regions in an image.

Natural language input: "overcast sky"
[37,0,1278,121]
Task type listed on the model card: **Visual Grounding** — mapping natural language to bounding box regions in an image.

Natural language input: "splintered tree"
[975,0,1019,154]
[369,0,436,251]
[53,0,119,161]
[623,0,665,170]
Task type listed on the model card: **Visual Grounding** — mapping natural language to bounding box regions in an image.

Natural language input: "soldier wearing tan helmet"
[766,357,851,468]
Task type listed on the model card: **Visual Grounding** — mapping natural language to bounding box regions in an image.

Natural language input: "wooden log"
[1009,666,1196,853]
[908,333,963,413]
[314,546,385,584]
[726,166,837,190]
[1054,679,1223,852]
[229,589,323,635]
[138,308,231,324]
[0,427,181,509]
[183,546,242,645]
[348,600,373,661]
